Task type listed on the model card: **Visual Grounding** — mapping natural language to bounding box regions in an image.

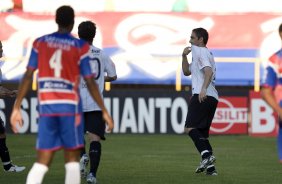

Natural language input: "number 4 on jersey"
[49,49,62,77]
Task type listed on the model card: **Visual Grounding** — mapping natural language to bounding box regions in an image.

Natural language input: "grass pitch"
[0,134,282,184]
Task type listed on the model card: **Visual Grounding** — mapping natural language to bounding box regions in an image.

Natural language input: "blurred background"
[0,0,281,136]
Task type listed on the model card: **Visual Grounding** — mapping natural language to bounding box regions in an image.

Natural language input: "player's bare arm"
[182,47,191,76]
[84,77,114,131]
[261,87,282,120]
[10,69,34,133]
[199,66,213,103]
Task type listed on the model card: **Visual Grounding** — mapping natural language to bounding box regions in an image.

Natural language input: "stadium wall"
[1,87,278,137]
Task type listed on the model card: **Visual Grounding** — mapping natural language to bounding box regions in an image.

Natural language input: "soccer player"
[181,28,218,175]
[77,21,117,184]
[261,23,282,162]
[10,6,114,184]
[0,40,25,173]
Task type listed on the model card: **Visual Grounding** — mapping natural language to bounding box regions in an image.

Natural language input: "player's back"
[80,45,116,112]
[29,32,91,116]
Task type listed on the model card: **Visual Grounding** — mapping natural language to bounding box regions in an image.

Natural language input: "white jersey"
[190,45,218,100]
[80,45,116,112]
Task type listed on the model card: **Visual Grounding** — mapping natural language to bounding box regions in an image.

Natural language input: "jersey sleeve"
[27,40,39,70]
[80,44,95,79]
[103,53,117,77]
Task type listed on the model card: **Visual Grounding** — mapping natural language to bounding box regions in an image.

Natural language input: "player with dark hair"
[182,27,218,175]
[0,40,25,173]
[10,6,114,184]
[78,21,117,184]
[261,23,282,162]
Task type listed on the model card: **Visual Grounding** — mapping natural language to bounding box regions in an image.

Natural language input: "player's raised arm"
[182,46,191,76]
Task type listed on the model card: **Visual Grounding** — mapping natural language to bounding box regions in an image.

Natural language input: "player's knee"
[184,127,194,134]
[88,132,101,142]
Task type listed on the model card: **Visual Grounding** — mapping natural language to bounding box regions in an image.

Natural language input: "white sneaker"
[80,154,89,178]
[5,164,26,172]
[86,173,97,184]
[195,155,216,173]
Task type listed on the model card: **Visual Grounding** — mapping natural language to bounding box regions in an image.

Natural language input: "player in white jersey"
[182,28,218,176]
[78,21,117,184]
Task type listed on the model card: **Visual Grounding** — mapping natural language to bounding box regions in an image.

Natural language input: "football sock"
[0,138,12,170]
[203,139,213,154]
[188,129,210,159]
[65,162,80,184]
[89,141,101,177]
[203,139,216,172]
[26,163,48,184]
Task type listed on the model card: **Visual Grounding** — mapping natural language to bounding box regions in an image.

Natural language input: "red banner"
[210,97,248,134]
[1,12,282,48]
[249,91,278,137]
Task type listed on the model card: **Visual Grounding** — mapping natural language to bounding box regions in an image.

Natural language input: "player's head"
[279,23,282,40]
[190,28,209,46]
[0,41,3,58]
[55,5,75,31]
[78,21,96,44]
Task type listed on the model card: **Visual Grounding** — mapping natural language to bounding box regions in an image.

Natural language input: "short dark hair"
[55,6,74,27]
[78,21,96,42]
[192,28,209,45]
[279,23,282,33]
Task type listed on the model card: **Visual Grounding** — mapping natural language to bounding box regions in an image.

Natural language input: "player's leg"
[26,150,54,184]
[64,149,81,184]
[202,97,218,175]
[185,95,211,158]
[200,128,217,175]
[86,133,101,184]
[60,114,84,184]
[85,111,105,184]
[0,118,25,172]
[26,116,61,184]
[184,95,215,173]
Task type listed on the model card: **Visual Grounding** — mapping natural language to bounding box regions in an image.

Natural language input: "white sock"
[26,163,48,184]
[65,162,80,184]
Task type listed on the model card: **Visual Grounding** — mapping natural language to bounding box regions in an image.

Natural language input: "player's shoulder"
[191,45,201,57]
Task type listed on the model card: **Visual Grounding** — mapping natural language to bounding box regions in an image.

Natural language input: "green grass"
[0,134,282,184]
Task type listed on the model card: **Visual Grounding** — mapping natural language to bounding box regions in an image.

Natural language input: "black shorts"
[0,117,5,134]
[84,111,106,140]
[185,94,218,133]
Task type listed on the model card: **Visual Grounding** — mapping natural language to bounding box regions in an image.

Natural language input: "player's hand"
[10,108,23,133]
[199,88,207,103]
[182,46,191,56]
[102,111,114,132]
